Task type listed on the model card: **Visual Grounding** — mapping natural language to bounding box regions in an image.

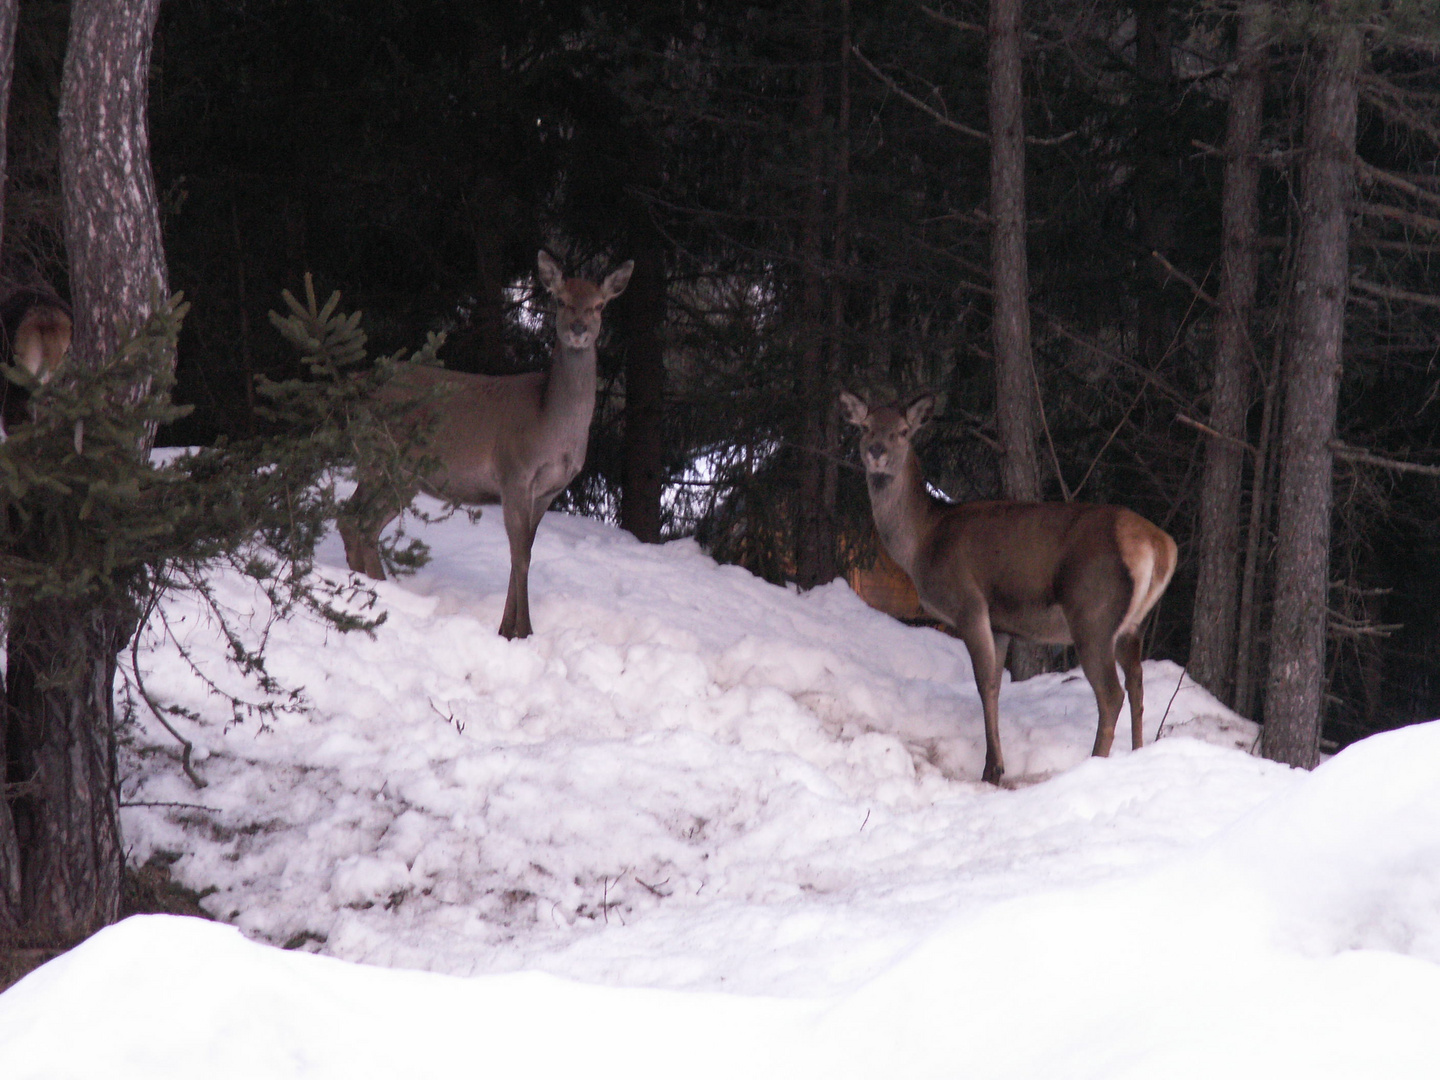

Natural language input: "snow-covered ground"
[3,501,1440,1078]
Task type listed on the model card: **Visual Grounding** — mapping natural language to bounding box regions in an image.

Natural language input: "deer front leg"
[958,611,1006,785]
[340,480,398,581]
[498,492,553,640]
[499,495,537,639]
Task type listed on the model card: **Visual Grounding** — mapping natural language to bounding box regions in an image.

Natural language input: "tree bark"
[794,0,835,590]
[1262,23,1361,768]
[988,0,1040,506]
[988,0,1045,680]
[0,0,20,928]
[619,238,666,543]
[618,124,667,544]
[1133,1,1180,368]
[1188,3,1267,704]
[2,598,137,941]
[0,0,16,260]
[0,0,166,943]
[60,0,167,375]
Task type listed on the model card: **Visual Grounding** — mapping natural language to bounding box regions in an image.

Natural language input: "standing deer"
[840,391,1177,785]
[341,250,632,639]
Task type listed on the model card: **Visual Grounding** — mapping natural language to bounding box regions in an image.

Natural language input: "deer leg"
[1075,636,1126,757]
[499,494,546,640]
[958,612,1005,785]
[340,479,399,582]
[1116,631,1145,749]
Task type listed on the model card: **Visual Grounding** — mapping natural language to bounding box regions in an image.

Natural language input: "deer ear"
[838,391,869,426]
[537,251,565,295]
[600,260,634,301]
[905,393,936,429]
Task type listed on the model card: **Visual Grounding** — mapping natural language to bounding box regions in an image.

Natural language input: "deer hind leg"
[1075,634,1126,758]
[1115,630,1145,749]
[958,612,1006,785]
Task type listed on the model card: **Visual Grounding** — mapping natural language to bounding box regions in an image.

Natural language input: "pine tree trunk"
[0,0,20,933]
[1262,24,1360,768]
[1133,0,1180,368]
[0,0,166,945]
[60,0,167,376]
[1,598,137,941]
[619,240,666,544]
[0,0,16,259]
[794,0,835,590]
[989,0,1045,679]
[1189,3,1267,704]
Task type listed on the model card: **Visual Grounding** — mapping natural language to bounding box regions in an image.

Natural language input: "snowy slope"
[4,502,1439,1078]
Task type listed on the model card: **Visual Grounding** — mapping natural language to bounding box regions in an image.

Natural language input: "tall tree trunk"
[794,0,835,589]
[0,0,16,260]
[821,0,851,567]
[989,0,1045,679]
[1133,0,1180,368]
[0,0,166,943]
[1189,3,1268,704]
[60,0,167,376]
[619,238,666,543]
[1263,23,1361,769]
[988,0,1039,506]
[0,0,19,929]
[618,128,667,544]
[469,178,510,376]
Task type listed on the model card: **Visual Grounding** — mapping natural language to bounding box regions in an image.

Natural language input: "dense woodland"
[2,0,1440,948]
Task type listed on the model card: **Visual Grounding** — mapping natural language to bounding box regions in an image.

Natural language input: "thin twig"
[1154,664,1188,742]
[1031,358,1071,501]
[130,583,209,790]
[120,800,220,811]
[1150,251,1218,307]
[851,45,1076,146]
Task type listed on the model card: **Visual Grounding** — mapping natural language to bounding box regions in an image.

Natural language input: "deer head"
[537,250,633,351]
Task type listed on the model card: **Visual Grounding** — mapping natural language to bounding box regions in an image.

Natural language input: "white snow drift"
[2,500,1438,1078]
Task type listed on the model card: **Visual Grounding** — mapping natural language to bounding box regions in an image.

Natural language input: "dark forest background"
[5,0,1440,751]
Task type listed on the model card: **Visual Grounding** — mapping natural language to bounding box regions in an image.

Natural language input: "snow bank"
[5,723,1440,1078]
[110,505,1261,991]
[3,503,1436,1077]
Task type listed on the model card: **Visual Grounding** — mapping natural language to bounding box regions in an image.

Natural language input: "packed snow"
[3,498,1440,1078]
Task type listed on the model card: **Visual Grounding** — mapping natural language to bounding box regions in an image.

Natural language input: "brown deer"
[341,250,632,639]
[840,391,1177,785]
[0,289,73,439]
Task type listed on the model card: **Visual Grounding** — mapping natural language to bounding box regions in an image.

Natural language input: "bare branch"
[852,46,1076,146]
[915,2,984,34]
[1358,201,1440,236]
[1358,158,1440,212]
[1330,440,1440,477]
[1150,251,1217,307]
[1349,277,1440,310]
[1177,413,1258,455]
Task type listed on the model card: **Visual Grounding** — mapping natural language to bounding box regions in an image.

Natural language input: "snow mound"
[113,504,1265,991]
[5,722,1440,1078]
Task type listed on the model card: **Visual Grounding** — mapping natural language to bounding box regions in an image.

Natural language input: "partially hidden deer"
[0,289,73,440]
[341,250,632,639]
[840,391,1177,785]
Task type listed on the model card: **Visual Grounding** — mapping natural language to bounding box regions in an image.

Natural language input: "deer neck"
[867,450,941,575]
[542,339,598,421]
